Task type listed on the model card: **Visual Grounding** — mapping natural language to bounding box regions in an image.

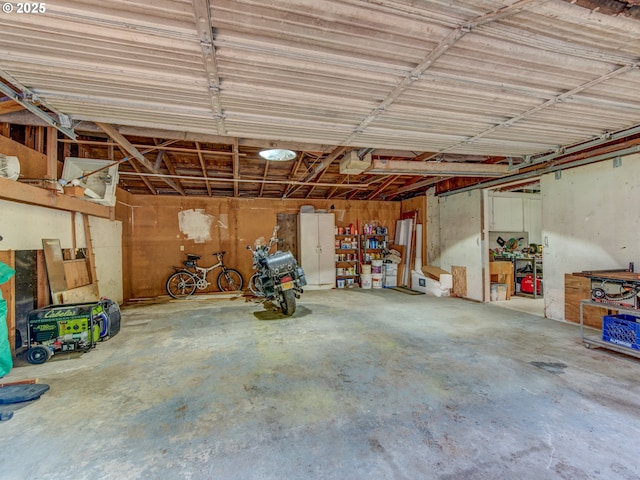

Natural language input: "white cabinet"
[298,213,335,289]
[490,196,524,231]
[489,193,541,240]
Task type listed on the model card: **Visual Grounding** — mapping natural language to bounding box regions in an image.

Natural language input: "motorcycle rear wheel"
[281,289,296,316]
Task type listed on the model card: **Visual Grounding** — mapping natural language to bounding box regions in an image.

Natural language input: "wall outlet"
[180,245,184,251]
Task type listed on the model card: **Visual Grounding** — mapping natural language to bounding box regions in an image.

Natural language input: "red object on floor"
[521,274,542,294]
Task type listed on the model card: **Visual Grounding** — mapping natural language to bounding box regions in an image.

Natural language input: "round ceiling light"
[258,148,297,161]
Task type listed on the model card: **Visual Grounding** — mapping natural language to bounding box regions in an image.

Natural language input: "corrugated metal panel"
[1,0,640,198]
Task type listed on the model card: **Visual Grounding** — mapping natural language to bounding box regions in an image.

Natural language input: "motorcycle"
[246,226,306,316]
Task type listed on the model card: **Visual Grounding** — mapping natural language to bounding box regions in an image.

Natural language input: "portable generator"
[25,299,121,364]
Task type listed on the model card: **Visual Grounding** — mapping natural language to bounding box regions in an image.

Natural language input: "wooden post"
[70,212,77,260]
[46,127,58,190]
[83,214,98,285]
[36,250,50,308]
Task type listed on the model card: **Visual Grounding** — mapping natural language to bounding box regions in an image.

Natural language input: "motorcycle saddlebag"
[264,251,297,275]
[295,266,307,287]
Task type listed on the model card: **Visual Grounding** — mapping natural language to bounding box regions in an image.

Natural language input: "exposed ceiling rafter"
[96,122,184,194]
[368,160,511,177]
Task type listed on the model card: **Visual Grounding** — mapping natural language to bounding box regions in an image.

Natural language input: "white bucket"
[361,274,372,289]
[371,259,383,274]
[361,264,372,275]
[337,278,346,288]
[372,274,384,289]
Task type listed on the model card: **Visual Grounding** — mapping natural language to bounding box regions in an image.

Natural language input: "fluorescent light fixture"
[259,149,297,161]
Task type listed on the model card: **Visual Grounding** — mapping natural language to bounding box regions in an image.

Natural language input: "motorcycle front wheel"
[166,271,197,299]
[217,269,244,292]
[248,273,264,297]
[281,289,296,316]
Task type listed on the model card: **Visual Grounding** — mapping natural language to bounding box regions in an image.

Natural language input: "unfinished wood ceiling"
[2,0,640,199]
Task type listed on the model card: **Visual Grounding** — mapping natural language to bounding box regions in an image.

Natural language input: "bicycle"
[166,251,244,299]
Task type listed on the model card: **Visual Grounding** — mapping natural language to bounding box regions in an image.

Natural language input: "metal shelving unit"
[514,256,543,298]
[580,299,640,359]
[361,234,388,264]
[335,234,359,287]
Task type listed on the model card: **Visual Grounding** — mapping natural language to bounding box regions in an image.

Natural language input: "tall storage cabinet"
[298,213,336,289]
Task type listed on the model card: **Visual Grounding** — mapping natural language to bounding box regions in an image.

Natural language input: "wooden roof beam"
[96,122,184,195]
[368,159,510,177]
[232,138,240,197]
[259,161,269,197]
[195,141,212,196]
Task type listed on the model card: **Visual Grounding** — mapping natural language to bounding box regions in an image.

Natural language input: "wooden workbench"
[490,261,514,300]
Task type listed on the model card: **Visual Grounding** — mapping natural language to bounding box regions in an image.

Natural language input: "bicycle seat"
[212,251,226,256]
[186,254,201,261]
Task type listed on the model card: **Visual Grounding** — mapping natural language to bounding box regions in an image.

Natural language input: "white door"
[299,213,319,284]
[317,213,336,287]
[298,213,335,288]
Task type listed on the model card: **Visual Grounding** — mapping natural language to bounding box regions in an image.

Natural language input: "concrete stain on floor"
[1,289,639,480]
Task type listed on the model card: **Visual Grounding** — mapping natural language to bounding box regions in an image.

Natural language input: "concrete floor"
[1,289,639,480]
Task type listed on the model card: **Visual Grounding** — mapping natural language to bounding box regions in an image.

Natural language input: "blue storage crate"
[602,314,640,351]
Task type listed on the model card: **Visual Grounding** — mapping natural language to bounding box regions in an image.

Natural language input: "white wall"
[542,154,640,320]
[489,192,542,244]
[439,190,484,301]
[0,200,123,303]
[0,200,83,249]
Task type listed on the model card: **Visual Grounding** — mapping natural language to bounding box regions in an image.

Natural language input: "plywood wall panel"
[125,196,401,299]
[0,134,48,180]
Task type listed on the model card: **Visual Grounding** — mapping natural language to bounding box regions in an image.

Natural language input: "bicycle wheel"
[166,271,197,299]
[217,268,244,292]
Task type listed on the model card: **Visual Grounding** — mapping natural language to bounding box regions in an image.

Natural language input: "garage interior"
[1,0,640,478]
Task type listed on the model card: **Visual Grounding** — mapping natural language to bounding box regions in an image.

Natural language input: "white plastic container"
[372,274,384,289]
[361,274,372,289]
[371,259,383,274]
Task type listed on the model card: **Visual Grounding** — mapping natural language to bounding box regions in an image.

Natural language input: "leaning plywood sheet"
[61,284,99,304]
[42,239,67,304]
[451,266,467,298]
[63,259,90,289]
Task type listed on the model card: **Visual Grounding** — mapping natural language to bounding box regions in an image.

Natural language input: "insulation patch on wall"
[178,209,213,244]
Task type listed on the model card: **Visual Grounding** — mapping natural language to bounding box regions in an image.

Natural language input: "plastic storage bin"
[602,314,640,350]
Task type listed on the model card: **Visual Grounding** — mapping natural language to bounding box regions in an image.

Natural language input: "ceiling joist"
[368,160,511,177]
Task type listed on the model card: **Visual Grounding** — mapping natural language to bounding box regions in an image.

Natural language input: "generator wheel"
[26,345,52,365]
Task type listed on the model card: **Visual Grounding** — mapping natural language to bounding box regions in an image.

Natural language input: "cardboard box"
[412,271,450,296]
[421,265,453,290]
[63,185,86,197]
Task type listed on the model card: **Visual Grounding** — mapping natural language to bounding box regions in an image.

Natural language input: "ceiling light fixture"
[259,148,297,161]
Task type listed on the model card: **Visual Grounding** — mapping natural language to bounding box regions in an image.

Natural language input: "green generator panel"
[28,304,103,345]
